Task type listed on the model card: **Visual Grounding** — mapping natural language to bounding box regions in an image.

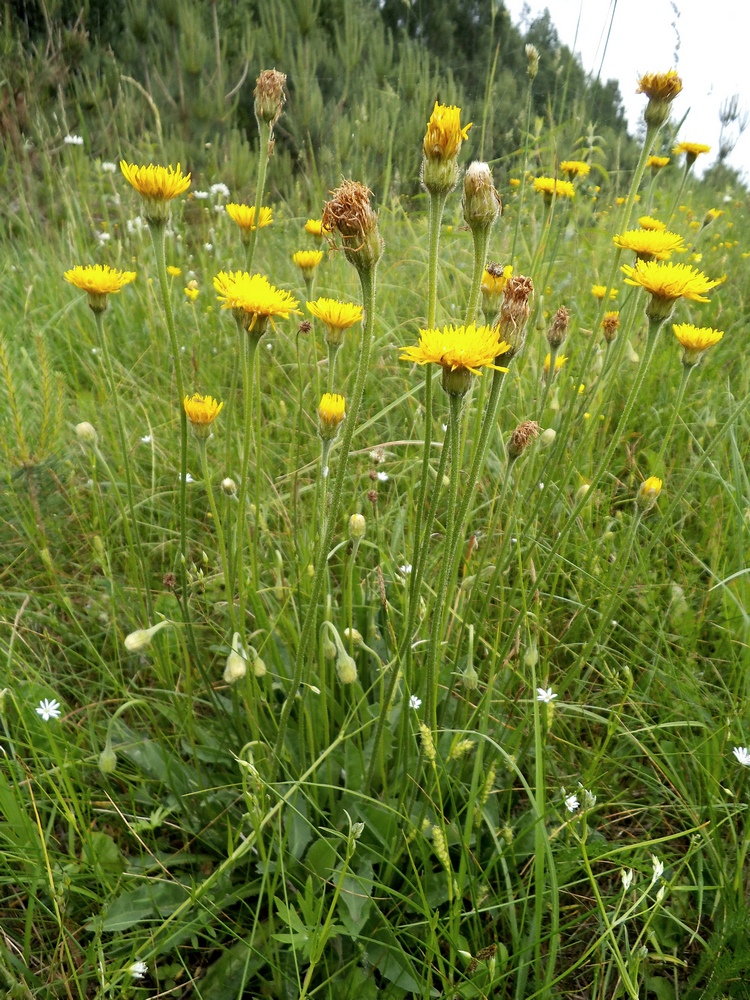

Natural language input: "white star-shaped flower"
[536,687,557,703]
[128,961,148,979]
[650,854,664,885]
[564,793,579,813]
[732,746,750,767]
[409,695,422,710]
[621,868,635,891]
[36,698,61,721]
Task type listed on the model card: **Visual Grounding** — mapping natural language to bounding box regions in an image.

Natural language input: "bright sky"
[503,0,750,179]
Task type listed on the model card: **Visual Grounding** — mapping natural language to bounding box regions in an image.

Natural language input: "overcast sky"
[503,0,749,179]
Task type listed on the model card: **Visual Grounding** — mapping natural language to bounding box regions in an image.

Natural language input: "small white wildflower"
[441,423,448,432]
[126,216,145,234]
[210,182,230,198]
[536,687,557,704]
[203,243,213,253]
[90,347,99,354]
[656,885,666,903]
[621,868,635,891]
[579,785,597,811]
[97,231,111,244]
[180,472,194,483]
[140,434,151,444]
[538,482,544,490]
[399,563,413,575]
[732,746,750,767]
[377,471,389,482]
[193,190,210,200]
[129,961,148,979]
[64,134,84,146]
[564,793,579,813]
[100,161,117,173]
[650,854,664,885]
[409,694,422,710]
[36,698,62,721]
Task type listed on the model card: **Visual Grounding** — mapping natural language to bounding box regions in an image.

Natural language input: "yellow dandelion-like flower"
[307,297,363,345]
[637,71,682,103]
[64,264,136,313]
[543,352,568,373]
[400,324,510,396]
[533,176,575,200]
[636,476,662,511]
[120,162,191,223]
[167,265,182,277]
[638,215,666,232]
[591,284,618,300]
[183,393,223,439]
[184,284,199,302]
[423,102,472,161]
[304,218,327,237]
[674,142,711,159]
[225,204,273,238]
[647,155,670,169]
[317,392,346,439]
[621,260,724,304]
[509,177,521,187]
[293,249,324,277]
[559,160,590,178]
[613,228,686,261]
[689,221,702,232]
[481,263,513,296]
[214,270,300,333]
[673,323,724,366]
[704,208,724,223]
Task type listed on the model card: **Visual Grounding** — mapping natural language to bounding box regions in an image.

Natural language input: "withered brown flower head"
[507,420,540,460]
[322,179,383,274]
[298,319,313,335]
[254,69,287,127]
[496,274,534,360]
[547,305,570,349]
[601,311,620,343]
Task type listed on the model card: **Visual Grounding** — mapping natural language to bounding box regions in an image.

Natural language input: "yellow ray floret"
[559,160,590,177]
[543,353,568,373]
[647,155,670,169]
[399,323,510,376]
[591,284,618,300]
[613,228,686,260]
[481,264,513,296]
[214,271,300,323]
[307,297,363,330]
[293,250,324,273]
[304,218,327,236]
[120,161,191,200]
[673,142,711,158]
[621,260,724,303]
[672,323,724,352]
[183,393,223,425]
[318,393,346,431]
[225,203,273,230]
[423,102,472,160]
[64,264,136,295]
[636,71,682,103]
[638,215,666,232]
[533,176,575,199]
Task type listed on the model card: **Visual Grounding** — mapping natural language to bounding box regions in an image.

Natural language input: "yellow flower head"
[638,215,667,232]
[647,155,670,169]
[613,228,686,261]
[533,176,575,200]
[293,249,324,276]
[167,265,182,277]
[543,352,568,374]
[317,393,346,439]
[636,476,662,511]
[637,71,682,103]
[621,260,724,304]
[304,218,327,237]
[400,324,510,396]
[559,160,590,178]
[673,142,711,158]
[704,208,724,223]
[307,297,363,345]
[672,323,724,366]
[509,177,521,187]
[225,203,273,235]
[214,270,300,333]
[481,263,513,296]
[591,284,618,300]
[120,162,191,222]
[601,311,620,342]
[423,102,472,161]
[184,284,199,302]
[183,393,223,438]
[64,264,137,313]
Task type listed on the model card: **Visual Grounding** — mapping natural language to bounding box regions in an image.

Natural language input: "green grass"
[1,90,750,1000]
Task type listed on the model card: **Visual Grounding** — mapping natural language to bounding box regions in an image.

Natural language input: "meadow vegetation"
[1,4,750,1000]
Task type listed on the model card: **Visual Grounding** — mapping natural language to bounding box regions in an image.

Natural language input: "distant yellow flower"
[637,71,682,103]
[304,218,326,237]
[622,260,724,305]
[400,323,509,395]
[613,228,685,261]
[183,393,223,438]
[509,177,521,187]
[214,270,300,333]
[307,297,363,345]
[559,160,590,178]
[64,264,136,312]
[591,284,618,300]
[120,162,191,222]
[704,208,724,223]
[673,323,724,365]
[317,393,346,439]
[638,215,666,231]
[543,352,568,374]
[616,195,641,206]
[689,221,701,231]
[533,176,575,200]
[167,265,182,277]
[423,102,472,161]
[647,155,670,169]
[293,249,324,278]
[674,142,711,160]
[184,281,199,302]
[225,203,273,238]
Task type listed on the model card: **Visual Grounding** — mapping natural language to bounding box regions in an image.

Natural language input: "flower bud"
[254,69,286,128]
[223,632,247,684]
[251,648,267,678]
[221,477,237,496]
[75,421,98,447]
[462,161,501,237]
[481,262,512,322]
[636,476,662,512]
[546,306,569,349]
[539,427,556,447]
[317,393,346,441]
[576,483,590,503]
[124,619,172,652]
[335,650,358,685]
[98,743,117,774]
[348,513,366,541]
[601,311,620,343]
[322,633,336,659]
[343,627,364,648]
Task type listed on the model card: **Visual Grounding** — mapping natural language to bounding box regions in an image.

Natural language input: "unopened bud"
[539,427,556,448]
[223,632,247,684]
[335,651,358,685]
[348,513,366,541]
[98,743,117,774]
[75,421,98,446]
[250,647,267,678]
[636,476,662,512]
[462,161,501,237]
[124,619,172,652]
[546,305,570,349]
[221,477,237,496]
[344,628,364,648]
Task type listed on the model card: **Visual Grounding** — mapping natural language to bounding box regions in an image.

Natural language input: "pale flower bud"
[98,743,117,774]
[223,632,247,684]
[221,477,237,496]
[348,513,366,541]
[636,476,662,512]
[75,421,98,446]
[124,619,172,652]
[539,427,556,448]
[335,651,358,685]
[462,161,501,237]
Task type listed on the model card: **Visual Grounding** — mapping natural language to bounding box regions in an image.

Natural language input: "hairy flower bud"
[322,179,383,275]
[496,275,535,360]
[462,161,501,237]
[254,69,287,128]
[546,306,570,349]
[507,420,540,460]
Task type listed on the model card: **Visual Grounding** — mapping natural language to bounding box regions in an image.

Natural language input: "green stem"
[464,225,490,326]
[236,334,260,640]
[537,344,558,421]
[657,363,692,463]
[199,439,236,631]
[666,162,690,228]
[327,341,340,393]
[245,120,272,273]
[510,83,534,265]
[272,262,378,769]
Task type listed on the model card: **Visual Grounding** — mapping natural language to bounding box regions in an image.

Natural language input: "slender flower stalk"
[245,70,286,271]
[462,161,501,324]
[197,438,236,631]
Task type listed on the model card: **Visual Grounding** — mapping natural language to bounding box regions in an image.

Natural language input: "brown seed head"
[298,319,313,335]
[254,69,287,127]
[496,275,534,360]
[367,489,378,506]
[546,305,570,349]
[507,420,540,460]
[322,179,383,274]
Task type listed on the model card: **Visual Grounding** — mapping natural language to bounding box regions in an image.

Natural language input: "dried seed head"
[546,305,570,349]
[322,179,383,274]
[496,275,534,360]
[507,420,540,460]
[254,69,287,127]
